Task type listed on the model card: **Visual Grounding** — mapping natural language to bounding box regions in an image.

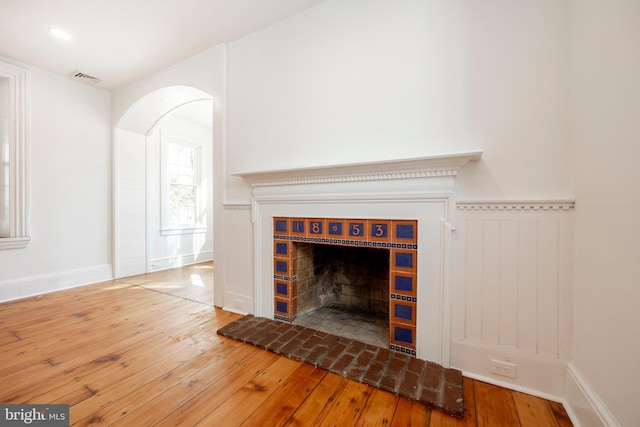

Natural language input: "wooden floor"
[0,264,573,426]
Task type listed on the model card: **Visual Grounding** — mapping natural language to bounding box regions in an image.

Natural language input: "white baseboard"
[223,290,253,316]
[148,250,213,272]
[450,340,567,401]
[0,264,113,303]
[565,363,620,427]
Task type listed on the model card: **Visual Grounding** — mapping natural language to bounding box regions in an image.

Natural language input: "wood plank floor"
[0,264,573,426]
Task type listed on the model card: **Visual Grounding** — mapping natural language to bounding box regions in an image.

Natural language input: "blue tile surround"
[273,217,418,356]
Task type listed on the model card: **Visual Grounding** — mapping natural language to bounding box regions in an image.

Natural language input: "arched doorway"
[113,86,214,296]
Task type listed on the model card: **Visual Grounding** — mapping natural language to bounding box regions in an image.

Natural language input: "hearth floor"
[292,305,389,349]
[217,314,464,419]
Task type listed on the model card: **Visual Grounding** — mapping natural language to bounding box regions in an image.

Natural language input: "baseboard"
[450,340,567,401]
[148,251,213,272]
[223,290,253,315]
[0,264,113,303]
[564,363,620,427]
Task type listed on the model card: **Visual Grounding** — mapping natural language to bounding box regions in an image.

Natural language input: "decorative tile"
[391,300,416,326]
[391,250,417,274]
[274,240,290,256]
[291,219,306,236]
[390,322,416,348]
[273,216,420,350]
[307,218,326,238]
[347,220,368,241]
[369,220,391,242]
[275,281,289,297]
[274,217,290,234]
[274,259,289,276]
[391,272,416,296]
[327,220,345,238]
[392,220,417,244]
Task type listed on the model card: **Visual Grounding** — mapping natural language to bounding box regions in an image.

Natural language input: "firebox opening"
[292,243,390,348]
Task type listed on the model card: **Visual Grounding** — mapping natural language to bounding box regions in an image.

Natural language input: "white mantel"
[232,150,483,187]
[235,150,482,366]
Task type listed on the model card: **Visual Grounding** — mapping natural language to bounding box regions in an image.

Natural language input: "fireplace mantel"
[232,150,482,187]
[238,150,482,366]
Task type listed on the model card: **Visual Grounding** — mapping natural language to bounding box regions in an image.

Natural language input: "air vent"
[71,71,102,85]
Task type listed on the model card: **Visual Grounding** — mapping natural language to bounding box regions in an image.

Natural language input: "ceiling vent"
[71,71,102,85]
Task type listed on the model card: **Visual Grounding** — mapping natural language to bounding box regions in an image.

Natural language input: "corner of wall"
[564,363,621,427]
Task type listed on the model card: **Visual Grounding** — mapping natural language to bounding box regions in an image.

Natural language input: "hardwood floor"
[0,264,572,426]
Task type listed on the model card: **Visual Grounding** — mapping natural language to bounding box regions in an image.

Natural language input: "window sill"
[0,236,31,250]
[160,227,207,236]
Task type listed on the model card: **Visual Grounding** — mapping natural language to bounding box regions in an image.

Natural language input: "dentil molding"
[232,150,482,187]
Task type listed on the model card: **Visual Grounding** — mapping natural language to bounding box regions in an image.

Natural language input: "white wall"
[568,1,640,426]
[226,0,572,202]
[0,66,112,300]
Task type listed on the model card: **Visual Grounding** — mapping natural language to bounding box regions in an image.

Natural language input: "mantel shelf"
[232,150,483,186]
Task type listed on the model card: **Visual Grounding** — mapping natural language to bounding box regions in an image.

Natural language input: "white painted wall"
[568,1,640,426]
[0,66,112,300]
[226,0,572,202]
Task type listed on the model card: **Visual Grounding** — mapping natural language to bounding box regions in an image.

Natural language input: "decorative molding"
[247,170,459,187]
[566,363,621,427]
[0,236,30,250]
[232,150,482,187]
[457,200,575,211]
[223,203,251,211]
[0,58,29,247]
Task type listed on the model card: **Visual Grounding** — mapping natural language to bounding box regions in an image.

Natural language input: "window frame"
[0,58,29,250]
[159,133,205,236]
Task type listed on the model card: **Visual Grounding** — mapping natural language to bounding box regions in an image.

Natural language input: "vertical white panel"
[222,206,254,313]
[465,219,484,341]
[537,220,559,356]
[499,219,518,346]
[517,219,538,353]
[482,220,501,345]
[114,129,146,278]
[451,215,467,342]
[558,219,573,360]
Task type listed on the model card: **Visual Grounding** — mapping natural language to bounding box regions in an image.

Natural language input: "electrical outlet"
[490,359,517,378]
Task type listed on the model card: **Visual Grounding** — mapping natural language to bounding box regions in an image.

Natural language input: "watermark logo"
[0,405,69,426]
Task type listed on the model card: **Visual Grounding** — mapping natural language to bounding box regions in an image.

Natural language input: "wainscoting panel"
[452,201,574,397]
[222,204,254,314]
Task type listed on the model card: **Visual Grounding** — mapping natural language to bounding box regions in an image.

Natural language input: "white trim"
[0,264,113,303]
[233,150,482,187]
[223,203,251,211]
[159,227,207,236]
[0,236,30,250]
[148,250,213,272]
[565,363,621,427]
[457,200,575,211]
[0,58,29,248]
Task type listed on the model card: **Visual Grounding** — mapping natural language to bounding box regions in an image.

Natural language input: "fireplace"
[273,217,418,355]
[233,150,482,365]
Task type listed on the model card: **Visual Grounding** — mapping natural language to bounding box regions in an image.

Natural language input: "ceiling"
[0,0,328,91]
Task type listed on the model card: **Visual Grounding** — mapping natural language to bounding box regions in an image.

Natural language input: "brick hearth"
[217,315,464,418]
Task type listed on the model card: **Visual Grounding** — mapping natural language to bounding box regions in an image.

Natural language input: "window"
[161,136,204,234]
[0,59,29,250]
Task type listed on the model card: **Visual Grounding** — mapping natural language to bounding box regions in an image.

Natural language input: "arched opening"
[113,86,214,304]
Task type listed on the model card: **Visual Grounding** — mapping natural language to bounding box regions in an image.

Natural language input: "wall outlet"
[490,359,517,378]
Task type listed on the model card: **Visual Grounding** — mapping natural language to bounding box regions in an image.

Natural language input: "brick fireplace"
[273,217,418,355]
[233,150,482,365]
